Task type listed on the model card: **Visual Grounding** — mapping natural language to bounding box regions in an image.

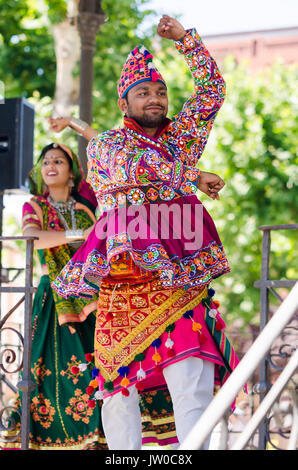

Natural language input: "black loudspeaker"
[0,98,35,192]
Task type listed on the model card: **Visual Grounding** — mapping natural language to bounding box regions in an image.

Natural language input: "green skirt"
[2,276,176,450]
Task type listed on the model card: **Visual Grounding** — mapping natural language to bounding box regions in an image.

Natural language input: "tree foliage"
[0,0,56,97]
[0,1,297,325]
[200,58,298,324]
[91,0,155,131]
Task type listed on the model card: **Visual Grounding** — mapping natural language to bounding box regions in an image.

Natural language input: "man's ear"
[118,97,128,115]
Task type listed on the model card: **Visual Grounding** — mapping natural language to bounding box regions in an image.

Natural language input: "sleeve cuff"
[175,165,201,196]
[175,28,202,54]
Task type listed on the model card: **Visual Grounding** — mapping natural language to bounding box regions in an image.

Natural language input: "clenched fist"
[198,171,225,200]
[157,15,186,41]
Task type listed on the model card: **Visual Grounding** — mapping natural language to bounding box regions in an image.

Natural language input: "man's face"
[118,81,168,129]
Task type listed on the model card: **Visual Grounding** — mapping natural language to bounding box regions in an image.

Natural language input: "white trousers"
[102,357,214,450]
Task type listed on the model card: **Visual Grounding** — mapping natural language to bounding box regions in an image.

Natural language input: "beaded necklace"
[47,196,77,231]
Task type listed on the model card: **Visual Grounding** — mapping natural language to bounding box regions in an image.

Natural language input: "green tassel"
[103,381,114,392]
[165,323,175,333]
[134,353,146,362]
[201,297,211,308]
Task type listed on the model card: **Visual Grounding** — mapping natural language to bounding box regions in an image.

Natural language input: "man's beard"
[127,108,166,128]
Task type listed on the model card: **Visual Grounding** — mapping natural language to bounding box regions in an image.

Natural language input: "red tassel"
[154,365,163,374]
[215,314,226,331]
[166,349,175,358]
[85,353,94,363]
[87,399,96,409]
[86,386,94,395]
[121,388,130,397]
[199,332,207,344]
[135,381,144,392]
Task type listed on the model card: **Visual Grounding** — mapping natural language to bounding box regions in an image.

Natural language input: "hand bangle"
[65,229,84,239]
[69,118,88,135]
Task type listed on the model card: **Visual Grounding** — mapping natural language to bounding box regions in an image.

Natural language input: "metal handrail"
[255,223,298,448]
[0,236,37,450]
[179,282,298,450]
[231,348,298,450]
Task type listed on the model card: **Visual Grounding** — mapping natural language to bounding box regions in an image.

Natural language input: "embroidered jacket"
[87,28,226,212]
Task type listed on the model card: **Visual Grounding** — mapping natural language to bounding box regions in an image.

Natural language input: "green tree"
[0,0,56,98]
[1,3,297,326]
[0,0,156,153]
[91,0,155,131]
[200,58,298,325]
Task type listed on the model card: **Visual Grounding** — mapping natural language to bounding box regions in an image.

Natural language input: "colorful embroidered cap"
[118,45,166,98]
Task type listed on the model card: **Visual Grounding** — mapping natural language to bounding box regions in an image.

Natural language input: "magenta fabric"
[52,195,230,298]
[98,301,226,399]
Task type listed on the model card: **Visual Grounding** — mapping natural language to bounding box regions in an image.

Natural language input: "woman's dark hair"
[39,143,73,170]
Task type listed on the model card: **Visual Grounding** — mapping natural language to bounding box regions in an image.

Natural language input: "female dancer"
[2,143,107,450]
[2,142,176,449]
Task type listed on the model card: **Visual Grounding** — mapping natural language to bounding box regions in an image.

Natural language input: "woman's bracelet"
[65,229,85,239]
[69,117,88,135]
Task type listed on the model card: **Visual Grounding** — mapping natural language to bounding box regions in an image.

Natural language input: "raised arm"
[159,17,226,167]
[47,116,98,141]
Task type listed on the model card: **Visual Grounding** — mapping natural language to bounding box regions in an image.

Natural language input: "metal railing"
[179,281,298,450]
[180,223,298,450]
[1,227,297,450]
[0,236,36,450]
[255,224,298,449]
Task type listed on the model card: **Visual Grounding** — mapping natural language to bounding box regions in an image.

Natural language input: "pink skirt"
[52,195,230,298]
[97,301,227,398]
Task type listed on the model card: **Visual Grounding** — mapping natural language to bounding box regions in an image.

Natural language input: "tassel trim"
[73,286,225,400]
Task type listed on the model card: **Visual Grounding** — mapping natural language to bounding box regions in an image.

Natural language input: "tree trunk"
[51,2,80,117]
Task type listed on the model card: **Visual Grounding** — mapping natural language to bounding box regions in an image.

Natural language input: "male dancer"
[51,15,239,450]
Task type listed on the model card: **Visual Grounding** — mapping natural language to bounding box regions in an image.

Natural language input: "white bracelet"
[65,229,84,239]
[69,117,88,135]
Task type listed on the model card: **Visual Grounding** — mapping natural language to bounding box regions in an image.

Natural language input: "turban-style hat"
[118,45,166,99]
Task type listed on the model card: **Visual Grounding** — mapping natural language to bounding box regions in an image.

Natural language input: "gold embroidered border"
[141,414,176,425]
[141,431,176,440]
[0,435,106,451]
[95,287,207,381]
[96,287,184,363]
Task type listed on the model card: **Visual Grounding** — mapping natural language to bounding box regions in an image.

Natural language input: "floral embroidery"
[159,185,175,201]
[65,389,95,424]
[60,355,83,385]
[52,28,230,301]
[31,394,56,429]
[147,188,159,201]
[127,188,145,205]
[31,358,52,385]
[101,193,116,211]
[180,182,197,195]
